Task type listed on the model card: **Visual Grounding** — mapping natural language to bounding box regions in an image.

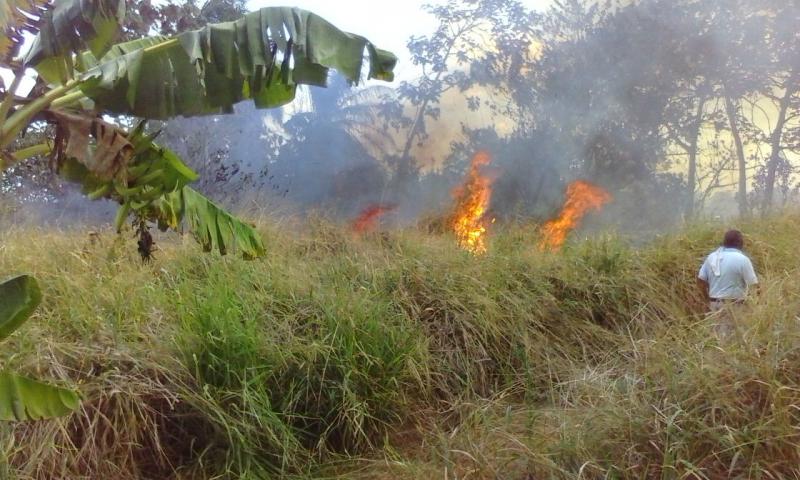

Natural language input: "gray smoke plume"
[5,0,799,236]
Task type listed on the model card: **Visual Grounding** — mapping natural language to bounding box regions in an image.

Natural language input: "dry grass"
[2,213,800,478]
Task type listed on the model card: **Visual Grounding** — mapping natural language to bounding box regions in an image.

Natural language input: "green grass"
[2,213,800,478]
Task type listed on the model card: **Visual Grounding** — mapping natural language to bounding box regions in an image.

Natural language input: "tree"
[123,0,247,39]
[748,0,800,211]
[523,0,800,222]
[381,0,537,188]
[532,0,682,189]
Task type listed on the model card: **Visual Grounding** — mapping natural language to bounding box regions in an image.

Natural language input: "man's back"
[698,247,758,300]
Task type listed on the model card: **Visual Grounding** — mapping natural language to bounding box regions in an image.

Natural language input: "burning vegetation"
[351,204,397,233]
[451,151,494,255]
[539,180,612,252]
[447,156,610,255]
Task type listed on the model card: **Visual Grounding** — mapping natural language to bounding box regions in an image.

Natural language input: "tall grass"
[1,213,799,478]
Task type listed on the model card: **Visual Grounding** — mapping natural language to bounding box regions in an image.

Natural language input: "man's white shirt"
[698,247,758,300]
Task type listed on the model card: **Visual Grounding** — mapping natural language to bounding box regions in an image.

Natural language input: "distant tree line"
[387,0,800,225]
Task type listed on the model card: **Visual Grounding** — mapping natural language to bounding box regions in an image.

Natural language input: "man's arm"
[743,258,759,296]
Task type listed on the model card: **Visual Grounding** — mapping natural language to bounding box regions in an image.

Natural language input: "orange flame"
[539,180,612,252]
[451,151,493,255]
[352,204,396,233]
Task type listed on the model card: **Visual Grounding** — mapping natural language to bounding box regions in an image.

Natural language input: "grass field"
[2,213,800,479]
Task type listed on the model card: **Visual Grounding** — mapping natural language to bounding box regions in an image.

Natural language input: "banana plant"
[0,0,396,257]
[0,275,80,421]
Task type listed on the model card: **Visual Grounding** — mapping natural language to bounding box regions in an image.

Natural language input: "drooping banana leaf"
[0,371,80,421]
[29,7,397,118]
[0,274,42,341]
[150,187,265,258]
[49,110,134,181]
[48,116,261,257]
[23,0,126,67]
[0,0,49,66]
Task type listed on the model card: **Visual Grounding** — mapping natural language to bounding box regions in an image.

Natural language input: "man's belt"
[710,298,745,304]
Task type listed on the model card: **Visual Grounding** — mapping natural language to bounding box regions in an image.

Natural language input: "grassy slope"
[1,214,799,479]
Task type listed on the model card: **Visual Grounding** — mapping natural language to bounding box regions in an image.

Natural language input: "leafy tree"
[521,0,800,221]
[532,0,681,190]
[381,0,537,187]
[124,0,247,39]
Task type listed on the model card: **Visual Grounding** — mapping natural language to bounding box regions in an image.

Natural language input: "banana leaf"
[0,275,41,341]
[48,117,261,257]
[0,0,49,65]
[23,0,126,66]
[0,371,80,421]
[30,7,397,118]
[0,275,81,421]
[151,187,265,258]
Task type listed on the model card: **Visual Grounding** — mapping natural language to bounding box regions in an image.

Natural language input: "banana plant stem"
[0,79,80,149]
[0,142,52,172]
[0,70,25,123]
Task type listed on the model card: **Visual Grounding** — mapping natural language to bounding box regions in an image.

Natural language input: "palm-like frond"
[151,186,266,258]
[49,116,261,257]
[24,0,126,67]
[28,7,397,118]
[0,0,49,66]
[0,371,80,421]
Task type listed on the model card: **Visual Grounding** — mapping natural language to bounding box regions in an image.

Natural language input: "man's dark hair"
[723,229,744,249]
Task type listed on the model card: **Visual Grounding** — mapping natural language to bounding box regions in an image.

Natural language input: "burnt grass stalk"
[1,213,800,478]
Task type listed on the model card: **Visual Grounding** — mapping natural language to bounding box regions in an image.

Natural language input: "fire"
[352,204,396,233]
[539,180,612,252]
[451,151,494,255]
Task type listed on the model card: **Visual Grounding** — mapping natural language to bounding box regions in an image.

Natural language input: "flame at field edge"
[351,204,397,233]
[538,180,612,252]
[451,151,493,255]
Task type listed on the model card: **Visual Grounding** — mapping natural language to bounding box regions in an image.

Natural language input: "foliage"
[25,7,396,118]
[154,186,265,257]
[380,0,538,186]
[0,0,48,64]
[123,0,247,39]
[0,274,42,342]
[0,275,79,421]
[24,0,126,67]
[368,0,800,223]
[528,0,800,218]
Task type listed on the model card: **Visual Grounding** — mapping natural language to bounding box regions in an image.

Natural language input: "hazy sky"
[248,0,553,81]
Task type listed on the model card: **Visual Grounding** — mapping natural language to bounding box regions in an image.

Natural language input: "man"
[697,230,758,335]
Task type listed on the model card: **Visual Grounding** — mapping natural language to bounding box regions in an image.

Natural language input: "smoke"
[2,187,117,228]
[6,0,799,238]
